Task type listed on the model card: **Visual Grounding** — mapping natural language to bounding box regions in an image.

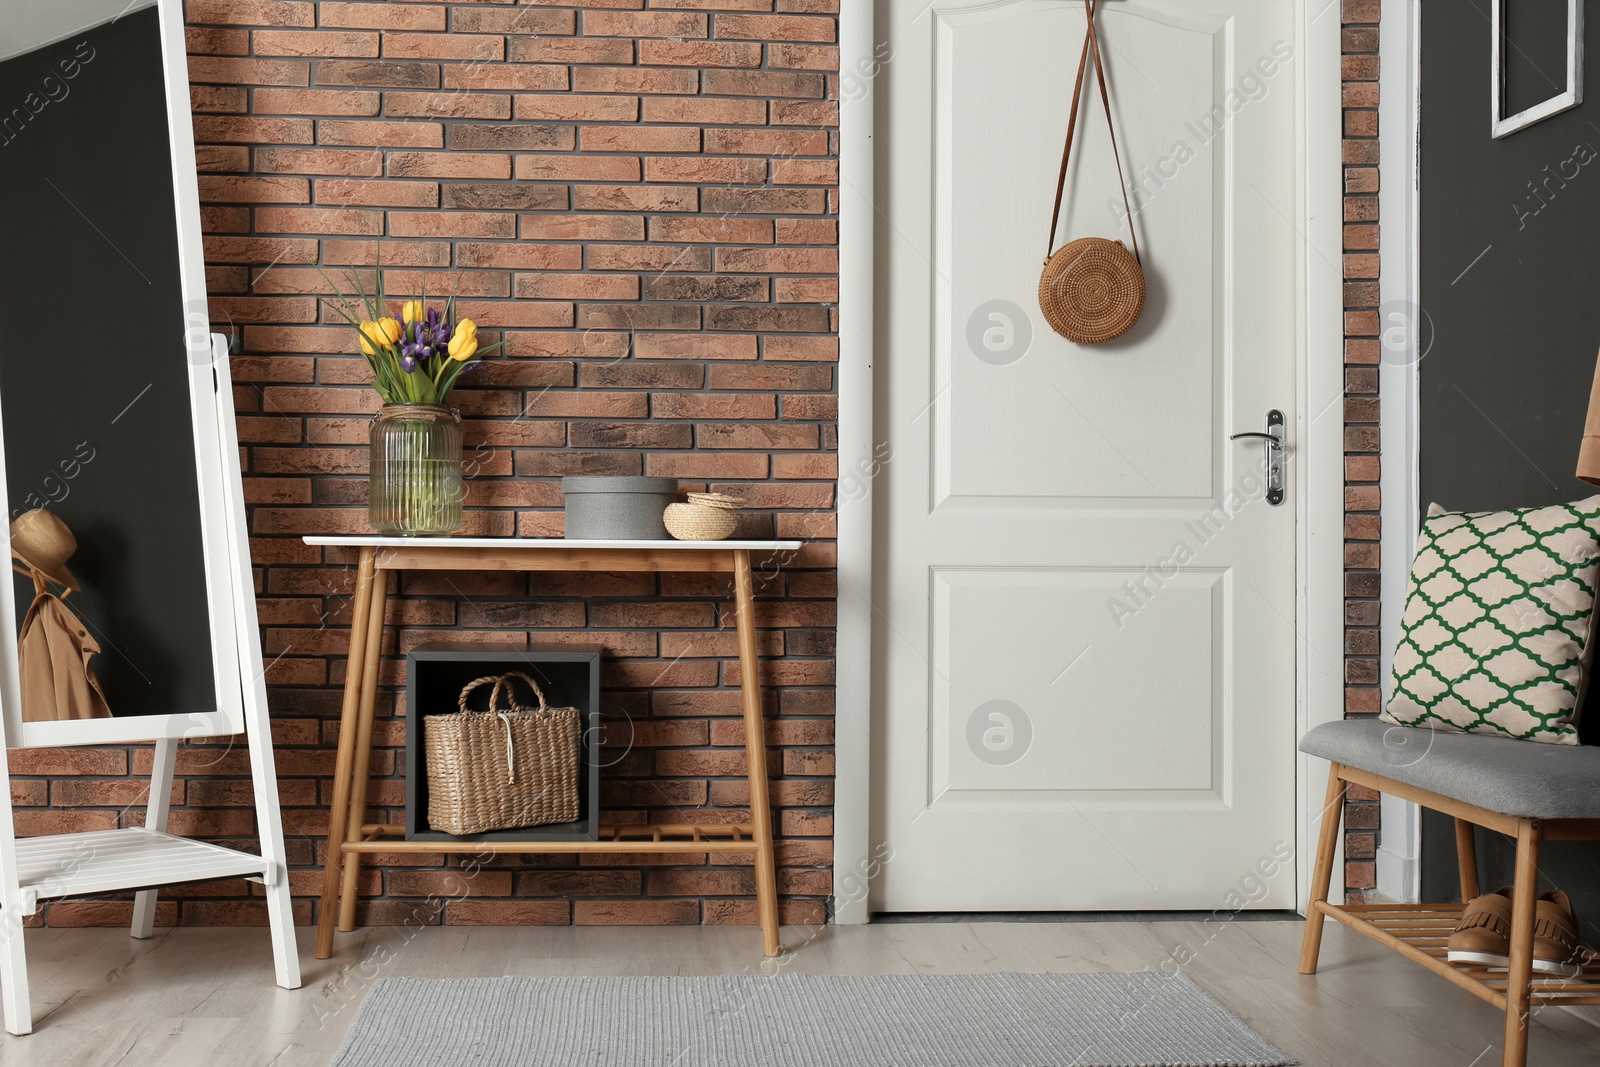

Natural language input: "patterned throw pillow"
[1382,496,1600,744]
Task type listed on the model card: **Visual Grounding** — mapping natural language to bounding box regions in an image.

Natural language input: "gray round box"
[560,476,678,540]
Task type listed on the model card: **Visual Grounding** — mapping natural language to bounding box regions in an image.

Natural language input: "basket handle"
[489,671,550,714]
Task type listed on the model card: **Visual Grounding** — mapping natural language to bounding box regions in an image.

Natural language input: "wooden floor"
[4,918,1600,1066]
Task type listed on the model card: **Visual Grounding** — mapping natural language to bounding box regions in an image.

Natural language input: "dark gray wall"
[1418,3,1600,931]
[0,9,215,717]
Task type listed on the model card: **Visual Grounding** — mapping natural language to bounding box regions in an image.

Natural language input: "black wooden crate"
[405,644,601,842]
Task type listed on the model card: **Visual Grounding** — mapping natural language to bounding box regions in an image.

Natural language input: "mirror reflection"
[0,3,216,719]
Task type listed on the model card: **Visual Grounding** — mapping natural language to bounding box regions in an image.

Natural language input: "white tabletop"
[303,536,804,551]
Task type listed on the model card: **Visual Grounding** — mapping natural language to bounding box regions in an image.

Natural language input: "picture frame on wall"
[1492,0,1584,138]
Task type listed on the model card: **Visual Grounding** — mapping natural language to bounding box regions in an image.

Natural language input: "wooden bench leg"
[1502,819,1540,1067]
[1455,817,1480,902]
[1299,763,1346,975]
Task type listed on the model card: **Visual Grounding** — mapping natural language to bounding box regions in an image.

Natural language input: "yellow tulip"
[357,317,402,356]
[449,319,479,362]
[401,300,424,325]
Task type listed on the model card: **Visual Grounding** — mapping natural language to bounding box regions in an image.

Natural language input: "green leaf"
[407,367,438,405]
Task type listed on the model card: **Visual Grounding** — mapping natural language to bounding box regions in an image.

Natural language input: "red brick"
[319,2,447,30]
[520,214,645,241]
[313,59,440,88]
[254,207,382,234]
[508,38,636,65]
[193,116,314,143]
[585,11,708,38]
[581,126,702,153]
[769,43,839,70]
[574,900,701,925]
[383,33,504,61]
[188,28,251,57]
[189,0,313,28]
[514,95,640,122]
[385,93,511,120]
[255,148,382,177]
[643,97,767,125]
[197,176,309,203]
[629,333,755,361]
[573,185,698,213]
[573,67,699,94]
[387,152,511,180]
[387,212,516,239]
[639,40,763,67]
[453,9,576,34]
[253,88,379,115]
[644,156,767,184]
[588,244,713,272]
[314,180,437,208]
[716,14,835,41]
[318,120,443,147]
[253,31,378,57]
[457,243,584,271]
[444,64,569,92]
[187,57,310,86]
[447,901,571,925]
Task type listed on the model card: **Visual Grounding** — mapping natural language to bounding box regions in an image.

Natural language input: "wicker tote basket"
[424,672,581,835]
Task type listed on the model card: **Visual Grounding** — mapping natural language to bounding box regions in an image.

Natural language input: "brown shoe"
[1533,890,1586,976]
[1448,887,1513,968]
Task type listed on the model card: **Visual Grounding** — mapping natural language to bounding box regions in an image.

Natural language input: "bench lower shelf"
[1322,901,1600,1008]
[14,827,273,914]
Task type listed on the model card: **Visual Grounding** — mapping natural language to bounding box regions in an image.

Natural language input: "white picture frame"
[0,0,246,749]
[1492,0,1584,138]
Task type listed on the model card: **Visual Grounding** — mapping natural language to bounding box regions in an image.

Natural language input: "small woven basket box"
[424,672,582,836]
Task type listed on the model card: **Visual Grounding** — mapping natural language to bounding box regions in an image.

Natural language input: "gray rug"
[328,972,1296,1066]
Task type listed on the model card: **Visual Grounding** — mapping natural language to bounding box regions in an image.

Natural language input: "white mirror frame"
[1492,0,1584,138]
[0,0,247,749]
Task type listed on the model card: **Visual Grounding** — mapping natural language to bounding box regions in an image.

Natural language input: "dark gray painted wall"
[1418,3,1600,932]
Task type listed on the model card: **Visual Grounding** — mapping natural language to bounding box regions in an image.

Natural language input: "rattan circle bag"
[1038,0,1145,345]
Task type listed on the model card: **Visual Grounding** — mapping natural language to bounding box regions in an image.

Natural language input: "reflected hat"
[10,509,80,593]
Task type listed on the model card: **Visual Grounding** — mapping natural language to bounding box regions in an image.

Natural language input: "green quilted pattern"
[1381,497,1600,745]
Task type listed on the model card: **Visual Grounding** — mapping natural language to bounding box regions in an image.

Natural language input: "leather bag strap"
[1045,0,1140,264]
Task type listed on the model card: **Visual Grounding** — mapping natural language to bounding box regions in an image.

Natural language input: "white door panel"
[874,0,1299,911]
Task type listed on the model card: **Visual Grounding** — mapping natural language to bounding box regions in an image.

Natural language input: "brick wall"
[10,0,1383,923]
[11,0,841,930]
[1340,0,1382,898]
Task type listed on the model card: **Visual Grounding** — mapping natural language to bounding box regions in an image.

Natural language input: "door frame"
[833,0,1348,923]
[1375,0,1423,904]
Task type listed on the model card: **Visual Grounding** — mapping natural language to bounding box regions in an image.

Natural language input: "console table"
[304,536,802,961]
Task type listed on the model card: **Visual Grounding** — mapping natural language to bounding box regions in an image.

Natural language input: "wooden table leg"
[1502,819,1541,1067]
[315,547,376,960]
[338,566,390,932]
[1298,763,1345,975]
[733,550,781,957]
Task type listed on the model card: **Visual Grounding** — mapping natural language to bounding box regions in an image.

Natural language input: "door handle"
[1229,409,1285,506]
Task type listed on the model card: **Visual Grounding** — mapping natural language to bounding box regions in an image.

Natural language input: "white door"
[873,0,1300,911]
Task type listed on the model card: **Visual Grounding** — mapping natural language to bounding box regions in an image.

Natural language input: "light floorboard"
[1,919,1598,1065]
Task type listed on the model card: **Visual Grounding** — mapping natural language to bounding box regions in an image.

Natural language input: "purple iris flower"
[399,354,416,373]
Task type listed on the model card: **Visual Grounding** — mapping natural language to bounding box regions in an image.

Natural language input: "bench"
[1298,719,1600,1067]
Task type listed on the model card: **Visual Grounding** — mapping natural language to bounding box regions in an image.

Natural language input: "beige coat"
[18,592,111,721]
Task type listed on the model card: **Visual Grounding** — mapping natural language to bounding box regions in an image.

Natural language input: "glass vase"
[368,404,463,536]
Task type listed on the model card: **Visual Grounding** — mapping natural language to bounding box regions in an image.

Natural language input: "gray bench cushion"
[1299,719,1600,819]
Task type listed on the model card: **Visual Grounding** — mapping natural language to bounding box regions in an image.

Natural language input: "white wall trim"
[832,0,877,925]
[834,0,1349,920]
[1296,0,1352,913]
[1375,0,1424,906]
